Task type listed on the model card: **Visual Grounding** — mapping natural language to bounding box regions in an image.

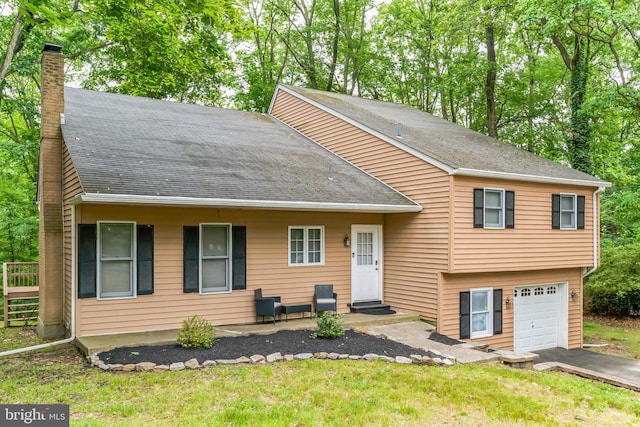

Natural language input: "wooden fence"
[2,262,39,327]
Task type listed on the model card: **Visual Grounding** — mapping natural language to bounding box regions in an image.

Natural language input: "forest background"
[1,0,639,269]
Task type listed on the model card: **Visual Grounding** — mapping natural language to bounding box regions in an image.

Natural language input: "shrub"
[311,311,345,339]
[585,243,640,317]
[177,315,215,348]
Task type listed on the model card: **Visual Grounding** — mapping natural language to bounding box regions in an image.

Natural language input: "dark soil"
[98,329,434,365]
[428,332,463,346]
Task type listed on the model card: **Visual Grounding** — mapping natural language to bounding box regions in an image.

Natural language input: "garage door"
[514,284,564,353]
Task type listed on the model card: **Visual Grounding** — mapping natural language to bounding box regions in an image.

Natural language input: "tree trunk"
[567,36,593,174]
[326,0,339,91]
[485,15,498,138]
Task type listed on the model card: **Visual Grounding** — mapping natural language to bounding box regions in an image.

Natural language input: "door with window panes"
[351,225,382,302]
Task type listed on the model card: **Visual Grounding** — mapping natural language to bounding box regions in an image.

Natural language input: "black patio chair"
[314,284,337,313]
[254,288,282,324]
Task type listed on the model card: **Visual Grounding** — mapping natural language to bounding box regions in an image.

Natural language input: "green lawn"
[584,315,640,359]
[0,333,638,426]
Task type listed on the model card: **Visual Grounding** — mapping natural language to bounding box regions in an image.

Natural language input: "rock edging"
[88,350,456,372]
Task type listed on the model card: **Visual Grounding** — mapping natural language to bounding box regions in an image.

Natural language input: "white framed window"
[484,189,504,228]
[200,224,232,293]
[97,221,136,299]
[560,193,577,229]
[288,226,324,266]
[470,288,493,339]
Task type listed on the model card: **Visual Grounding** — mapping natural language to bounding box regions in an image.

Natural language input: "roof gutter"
[583,186,607,278]
[70,193,423,213]
[453,168,611,188]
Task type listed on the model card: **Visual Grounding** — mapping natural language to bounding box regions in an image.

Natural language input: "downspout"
[0,205,77,357]
[583,186,606,278]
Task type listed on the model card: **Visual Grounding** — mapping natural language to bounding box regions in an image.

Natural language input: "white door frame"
[350,225,383,303]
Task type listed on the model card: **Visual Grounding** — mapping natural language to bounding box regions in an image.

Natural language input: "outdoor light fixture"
[571,290,579,301]
[505,297,512,308]
[344,234,350,247]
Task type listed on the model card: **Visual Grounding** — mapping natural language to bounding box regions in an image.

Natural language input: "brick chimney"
[37,43,65,339]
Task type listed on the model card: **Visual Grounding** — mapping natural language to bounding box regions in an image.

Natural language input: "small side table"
[282,303,312,321]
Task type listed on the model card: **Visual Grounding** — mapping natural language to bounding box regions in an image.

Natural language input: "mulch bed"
[428,332,463,346]
[98,329,434,366]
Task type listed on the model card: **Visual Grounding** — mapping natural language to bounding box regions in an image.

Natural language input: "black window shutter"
[137,225,154,295]
[183,226,199,293]
[577,196,585,229]
[505,191,515,229]
[78,224,97,298]
[232,226,247,290]
[459,292,471,339]
[473,189,484,228]
[493,289,503,335]
[551,194,560,229]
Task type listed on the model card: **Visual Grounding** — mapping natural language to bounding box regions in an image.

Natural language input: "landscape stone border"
[87,348,457,372]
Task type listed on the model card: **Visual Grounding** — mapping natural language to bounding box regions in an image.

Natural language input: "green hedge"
[585,243,640,316]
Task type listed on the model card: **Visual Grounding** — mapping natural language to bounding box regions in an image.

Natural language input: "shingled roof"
[278,86,609,187]
[61,88,420,212]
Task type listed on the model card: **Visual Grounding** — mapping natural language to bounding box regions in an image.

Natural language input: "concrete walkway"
[365,322,499,364]
[534,348,640,392]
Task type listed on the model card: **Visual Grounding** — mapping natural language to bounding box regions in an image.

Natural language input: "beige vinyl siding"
[62,143,84,332]
[439,268,583,350]
[271,88,450,321]
[75,204,382,337]
[451,176,596,273]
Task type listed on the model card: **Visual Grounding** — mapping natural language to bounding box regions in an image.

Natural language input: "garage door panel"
[514,284,563,353]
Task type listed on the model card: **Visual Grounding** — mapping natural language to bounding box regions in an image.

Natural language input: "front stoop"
[348,300,392,313]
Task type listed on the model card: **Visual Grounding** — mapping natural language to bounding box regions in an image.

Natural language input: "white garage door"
[514,284,565,353]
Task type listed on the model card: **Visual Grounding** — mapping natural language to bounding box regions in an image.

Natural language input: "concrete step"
[349,301,392,313]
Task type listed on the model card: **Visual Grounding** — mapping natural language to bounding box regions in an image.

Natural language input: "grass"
[584,315,640,359]
[0,324,44,351]
[0,327,639,426]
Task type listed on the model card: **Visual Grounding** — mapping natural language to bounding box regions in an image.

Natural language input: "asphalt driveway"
[535,348,640,388]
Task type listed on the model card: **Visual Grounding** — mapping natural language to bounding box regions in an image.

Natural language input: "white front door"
[351,225,382,302]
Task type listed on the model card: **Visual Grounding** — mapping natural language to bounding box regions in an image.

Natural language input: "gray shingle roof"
[281,86,608,187]
[62,88,419,211]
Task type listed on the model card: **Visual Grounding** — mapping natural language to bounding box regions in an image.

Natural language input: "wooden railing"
[2,262,39,327]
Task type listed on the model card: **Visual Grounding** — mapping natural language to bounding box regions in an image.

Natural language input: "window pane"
[290,228,304,264]
[202,226,228,257]
[561,196,574,210]
[307,228,321,264]
[101,261,132,295]
[291,228,304,240]
[472,313,488,333]
[485,191,502,208]
[484,209,501,226]
[308,228,320,240]
[202,259,227,290]
[101,223,132,258]
[357,232,373,266]
[471,291,489,312]
[561,212,574,227]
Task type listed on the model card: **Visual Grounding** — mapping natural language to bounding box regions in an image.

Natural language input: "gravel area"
[98,329,434,365]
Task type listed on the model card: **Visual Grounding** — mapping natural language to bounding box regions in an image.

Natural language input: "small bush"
[311,311,345,339]
[585,243,640,316]
[177,315,215,348]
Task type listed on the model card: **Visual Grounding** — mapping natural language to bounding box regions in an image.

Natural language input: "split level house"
[37,44,610,353]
